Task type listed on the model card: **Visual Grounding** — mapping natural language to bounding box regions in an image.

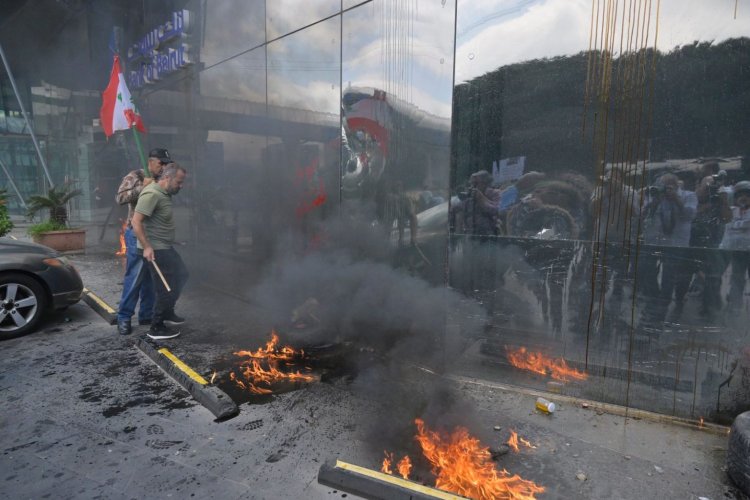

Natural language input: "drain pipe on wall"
[0,42,55,188]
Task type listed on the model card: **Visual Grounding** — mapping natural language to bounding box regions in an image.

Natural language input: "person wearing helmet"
[720,180,750,310]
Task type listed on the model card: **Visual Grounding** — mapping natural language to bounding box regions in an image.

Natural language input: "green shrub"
[0,189,13,237]
[27,220,67,237]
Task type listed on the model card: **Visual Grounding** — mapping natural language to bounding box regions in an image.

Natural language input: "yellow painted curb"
[158,347,209,385]
[334,460,464,500]
[82,287,116,314]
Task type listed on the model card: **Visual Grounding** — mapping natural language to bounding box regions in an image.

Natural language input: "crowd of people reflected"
[450,161,750,339]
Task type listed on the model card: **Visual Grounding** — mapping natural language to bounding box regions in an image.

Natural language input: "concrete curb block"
[318,459,464,500]
[81,287,117,325]
[135,337,239,421]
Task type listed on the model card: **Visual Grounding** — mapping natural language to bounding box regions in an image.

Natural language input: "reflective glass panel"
[451,0,750,422]
[342,0,455,284]
[266,1,341,41]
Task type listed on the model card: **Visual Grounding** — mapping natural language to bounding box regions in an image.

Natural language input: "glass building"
[1,0,749,424]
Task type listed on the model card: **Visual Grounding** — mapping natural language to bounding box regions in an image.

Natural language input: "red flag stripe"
[99,55,121,137]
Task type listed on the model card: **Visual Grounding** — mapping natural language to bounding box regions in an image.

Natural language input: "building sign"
[126,10,193,89]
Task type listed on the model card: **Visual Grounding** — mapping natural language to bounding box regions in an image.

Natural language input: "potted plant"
[0,188,13,237]
[26,182,85,253]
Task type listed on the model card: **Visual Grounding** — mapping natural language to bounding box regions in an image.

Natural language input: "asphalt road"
[0,249,745,499]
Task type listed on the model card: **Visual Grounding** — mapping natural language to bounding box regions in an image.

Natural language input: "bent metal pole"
[0,42,55,188]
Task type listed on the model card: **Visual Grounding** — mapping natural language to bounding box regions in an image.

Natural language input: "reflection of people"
[507,180,582,240]
[720,181,750,310]
[589,167,640,302]
[114,148,170,336]
[453,170,501,321]
[641,173,697,322]
[690,162,732,317]
[376,179,417,247]
[132,164,189,340]
[454,170,501,236]
[507,178,582,335]
[497,171,545,233]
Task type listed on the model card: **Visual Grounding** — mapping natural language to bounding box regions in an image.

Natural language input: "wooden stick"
[151,260,171,292]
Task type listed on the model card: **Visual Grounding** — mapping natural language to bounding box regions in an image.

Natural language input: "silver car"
[0,237,83,338]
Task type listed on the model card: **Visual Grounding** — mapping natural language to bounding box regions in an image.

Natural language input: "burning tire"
[728,411,750,495]
[0,273,47,339]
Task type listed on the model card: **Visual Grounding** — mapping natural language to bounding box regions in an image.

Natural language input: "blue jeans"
[117,227,155,322]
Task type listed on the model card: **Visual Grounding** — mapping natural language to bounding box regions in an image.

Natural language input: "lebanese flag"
[100,55,146,137]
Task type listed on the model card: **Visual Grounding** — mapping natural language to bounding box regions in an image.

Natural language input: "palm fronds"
[26,182,82,227]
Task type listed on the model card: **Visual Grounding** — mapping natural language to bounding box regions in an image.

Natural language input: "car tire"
[0,273,48,339]
[728,411,750,496]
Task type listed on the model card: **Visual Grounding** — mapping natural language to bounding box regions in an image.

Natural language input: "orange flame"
[381,451,394,475]
[240,359,314,385]
[115,220,127,256]
[505,346,588,382]
[234,330,302,361]
[397,455,412,479]
[381,452,412,480]
[230,331,314,394]
[414,418,544,500]
[507,430,536,453]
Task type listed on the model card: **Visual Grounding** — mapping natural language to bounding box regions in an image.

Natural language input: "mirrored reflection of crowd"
[635,163,749,326]
[451,161,750,335]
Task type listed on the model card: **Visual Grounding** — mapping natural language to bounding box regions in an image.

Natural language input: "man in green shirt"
[132,164,188,340]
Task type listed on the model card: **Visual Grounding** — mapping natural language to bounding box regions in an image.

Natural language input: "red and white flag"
[99,55,146,137]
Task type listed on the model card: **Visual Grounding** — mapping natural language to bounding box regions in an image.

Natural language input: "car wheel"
[0,273,47,339]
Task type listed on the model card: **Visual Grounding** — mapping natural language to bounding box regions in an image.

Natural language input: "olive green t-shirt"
[134,183,175,250]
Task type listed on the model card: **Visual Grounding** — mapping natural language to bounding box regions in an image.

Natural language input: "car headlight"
[43,256,71,267]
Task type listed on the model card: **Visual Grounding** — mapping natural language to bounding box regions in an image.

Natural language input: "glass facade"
[450,0,750,423]
[0,0,749,423]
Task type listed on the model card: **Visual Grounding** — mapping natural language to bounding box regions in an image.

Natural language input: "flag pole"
[130,125,149,178]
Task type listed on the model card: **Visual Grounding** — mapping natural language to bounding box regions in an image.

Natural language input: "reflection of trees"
[453,38,750,183]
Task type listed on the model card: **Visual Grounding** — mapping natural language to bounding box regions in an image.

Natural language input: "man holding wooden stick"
[131,164,188,340]
[114,148,171,336]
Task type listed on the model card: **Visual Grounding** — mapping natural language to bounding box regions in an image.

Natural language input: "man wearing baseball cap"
[148,148,172,164]
[114,147,173,335]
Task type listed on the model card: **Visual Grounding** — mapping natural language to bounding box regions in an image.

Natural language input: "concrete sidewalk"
[0,247,745,499]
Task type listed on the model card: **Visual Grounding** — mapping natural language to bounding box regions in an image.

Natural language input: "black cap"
[148,148,172,163]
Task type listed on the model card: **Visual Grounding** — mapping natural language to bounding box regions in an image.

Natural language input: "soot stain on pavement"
[79,382,110,403]
[74,347,196,417]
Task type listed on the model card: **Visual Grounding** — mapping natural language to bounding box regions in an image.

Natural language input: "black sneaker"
[147,324,180,340]
[138,318,152,326]
[163,313,185,326]
[117,319,132,336]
